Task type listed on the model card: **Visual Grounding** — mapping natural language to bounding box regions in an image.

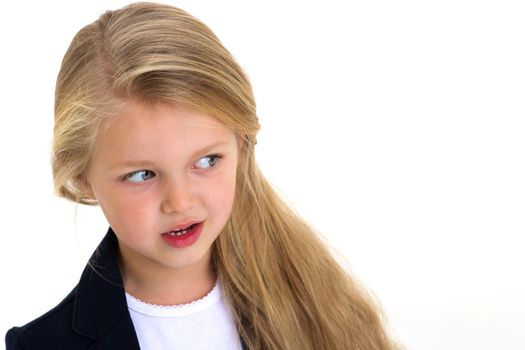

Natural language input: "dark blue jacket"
[5,228,247,349]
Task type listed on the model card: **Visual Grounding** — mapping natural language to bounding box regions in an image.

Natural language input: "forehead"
[109,101,229,132]
[92,101,235,161]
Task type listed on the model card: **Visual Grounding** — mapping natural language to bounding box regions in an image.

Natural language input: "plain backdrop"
[1,1,524,349]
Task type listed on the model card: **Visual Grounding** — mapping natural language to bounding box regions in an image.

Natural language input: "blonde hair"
[52,3,399,349]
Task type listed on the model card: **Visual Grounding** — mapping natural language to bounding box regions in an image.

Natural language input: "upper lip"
[163,220,202,234]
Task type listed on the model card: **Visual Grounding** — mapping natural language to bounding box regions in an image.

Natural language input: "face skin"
[82,100,239,305]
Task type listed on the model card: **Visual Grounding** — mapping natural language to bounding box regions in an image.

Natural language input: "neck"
[118,244,217,306]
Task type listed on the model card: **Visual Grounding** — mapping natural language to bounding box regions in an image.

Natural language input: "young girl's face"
[83,101,239,277]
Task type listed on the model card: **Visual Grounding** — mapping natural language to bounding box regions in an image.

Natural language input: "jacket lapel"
[72,228,141,349]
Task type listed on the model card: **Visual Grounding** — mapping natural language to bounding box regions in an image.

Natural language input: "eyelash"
[121,154,223,183]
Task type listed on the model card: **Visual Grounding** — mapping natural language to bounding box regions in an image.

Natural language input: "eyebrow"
[112,140,232,169]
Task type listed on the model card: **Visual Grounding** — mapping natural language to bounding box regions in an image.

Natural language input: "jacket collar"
[72,228,138,344]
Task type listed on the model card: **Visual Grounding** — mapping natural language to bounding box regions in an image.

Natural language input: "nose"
[161,178,195,214]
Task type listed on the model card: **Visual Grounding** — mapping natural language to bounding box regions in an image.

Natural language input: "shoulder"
[5,286,91,350]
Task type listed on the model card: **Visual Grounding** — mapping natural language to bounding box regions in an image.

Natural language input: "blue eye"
[125,170,155,183]
[194,154,222,169]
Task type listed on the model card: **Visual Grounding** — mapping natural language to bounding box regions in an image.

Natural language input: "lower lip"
[161,222,203,248]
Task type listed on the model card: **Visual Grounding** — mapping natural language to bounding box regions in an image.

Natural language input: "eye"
[193,154,222,169]
[125,170,155,183]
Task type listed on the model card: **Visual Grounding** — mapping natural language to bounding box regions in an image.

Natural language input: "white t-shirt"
[126,280,242,350]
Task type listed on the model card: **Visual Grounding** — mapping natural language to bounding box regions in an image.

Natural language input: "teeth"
[167,224,196,237]
[168,229,188,236]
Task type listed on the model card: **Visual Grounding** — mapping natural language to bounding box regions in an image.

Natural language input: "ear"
[75,174,95,199]
[236,133,251,151]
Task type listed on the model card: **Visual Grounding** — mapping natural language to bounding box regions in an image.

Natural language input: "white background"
[1,1,524,349]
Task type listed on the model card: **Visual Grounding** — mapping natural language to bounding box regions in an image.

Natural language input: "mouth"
[161,221,204,248]
[166,222,200,236]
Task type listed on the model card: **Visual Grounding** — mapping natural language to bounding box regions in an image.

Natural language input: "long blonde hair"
[52,3,399,349]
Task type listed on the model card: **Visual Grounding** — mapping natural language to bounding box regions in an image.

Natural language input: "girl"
[6,2,398,349]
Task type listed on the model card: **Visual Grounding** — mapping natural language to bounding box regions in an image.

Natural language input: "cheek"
[204,170,237,220]
[98,190,156,234]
